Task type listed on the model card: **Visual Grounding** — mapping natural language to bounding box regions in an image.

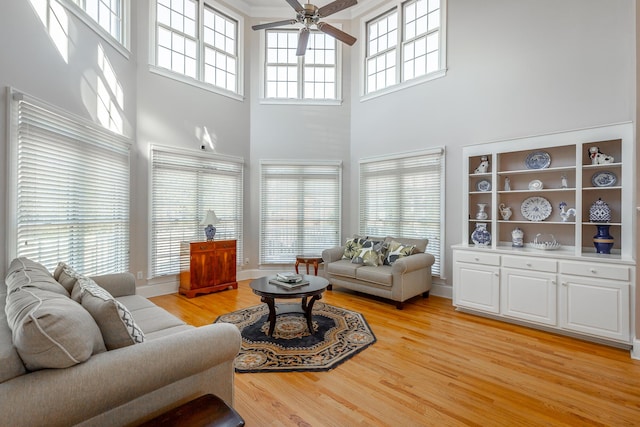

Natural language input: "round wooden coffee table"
[250,275,329,337]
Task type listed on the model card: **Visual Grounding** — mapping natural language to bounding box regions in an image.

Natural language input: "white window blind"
[151,147,244,278]
[359,149,444,276]
[260,161,341,264]
[11,91,131,275]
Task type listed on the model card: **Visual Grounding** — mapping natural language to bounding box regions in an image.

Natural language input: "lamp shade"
[200,210,220,226]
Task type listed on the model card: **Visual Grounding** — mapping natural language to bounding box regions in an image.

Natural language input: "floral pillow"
[352,240,384,266]
[342,237,367,260]
[384,241,416,265]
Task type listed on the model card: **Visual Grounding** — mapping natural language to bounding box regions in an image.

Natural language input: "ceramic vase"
[475,203,488,220]
[593,225,614,254]
[589,198,611,223]
[511,227,524,248]
[471,223,491,246]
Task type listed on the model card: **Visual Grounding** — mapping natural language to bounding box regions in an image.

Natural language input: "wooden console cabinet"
[180,240,237,298]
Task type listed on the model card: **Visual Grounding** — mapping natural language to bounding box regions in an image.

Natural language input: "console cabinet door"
[454,262,500,314]
[501,268,557,326]
[559,274,630,342]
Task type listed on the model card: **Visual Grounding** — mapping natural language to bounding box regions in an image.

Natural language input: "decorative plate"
[591,171,617,187]
[475,179,491,192]
[525,151,551,169]
[528,179,543,190]
[521,196,552,221]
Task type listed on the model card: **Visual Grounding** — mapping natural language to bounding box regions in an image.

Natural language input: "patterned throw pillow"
[384,241,417,265]
[342,237,367,260]
[53,262,83,294]
[72,276,145,350]
[352,240,384,266]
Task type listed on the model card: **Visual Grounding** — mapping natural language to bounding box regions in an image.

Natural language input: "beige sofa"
[322,236,435,309]
[0,257,241,427]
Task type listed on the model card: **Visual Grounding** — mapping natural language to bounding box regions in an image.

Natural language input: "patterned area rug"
[214,302,376,373]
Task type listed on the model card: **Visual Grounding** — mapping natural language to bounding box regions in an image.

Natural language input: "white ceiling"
[235,0,381,19]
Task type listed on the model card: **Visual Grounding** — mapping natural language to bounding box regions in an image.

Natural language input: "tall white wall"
[349,0,636,285]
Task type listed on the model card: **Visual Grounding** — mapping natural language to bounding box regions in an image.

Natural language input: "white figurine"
[504,177,511,191]
[499,203,512,220]
[588,147,614,165]
[474,155,490,174]
[561,174,568,189]
[559,202,576,222]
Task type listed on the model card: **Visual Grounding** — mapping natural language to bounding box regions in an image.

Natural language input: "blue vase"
[204,225,217,241]
[471,223,491,247]
[593,225,614,254]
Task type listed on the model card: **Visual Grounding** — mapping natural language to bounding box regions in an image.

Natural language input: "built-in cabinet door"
[453,263,501,314]
[559,274,630,342]
[501,268,557,326]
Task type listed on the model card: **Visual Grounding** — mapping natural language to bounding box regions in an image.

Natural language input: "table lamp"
[200,210,220,241]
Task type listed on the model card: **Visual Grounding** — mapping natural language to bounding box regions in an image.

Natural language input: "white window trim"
[148,0,245,100]
[257,23,344,105]
[358,147,446,278]
[59,0,130,59]
[359,0,448,101]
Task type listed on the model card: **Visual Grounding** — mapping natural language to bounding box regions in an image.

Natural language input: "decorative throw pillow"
[342,237,367,260]
[53,262,83,294]
[5,286,106,370]
[385,241,417,265]
[352,240,383,266]
[72,277,145,350]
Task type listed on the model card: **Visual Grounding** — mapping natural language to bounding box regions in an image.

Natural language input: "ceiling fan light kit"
[252,0,358,56]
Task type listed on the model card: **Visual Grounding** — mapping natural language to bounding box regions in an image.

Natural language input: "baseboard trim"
[631,338,640,360]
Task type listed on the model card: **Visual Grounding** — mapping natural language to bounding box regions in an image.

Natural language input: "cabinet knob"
[561,282,567,286]
[494,272,499,277]
[474,257,480,262]
[552,280,556,285]
[526,263,532,267]
[590,268,597,274]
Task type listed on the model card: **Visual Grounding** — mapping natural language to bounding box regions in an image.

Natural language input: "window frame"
[7,87,132,275]
[149,0,244,100]
[258,25,344,105]
[259,160,342,265]
[59,0,130,57]
[149,145,244,280]
[361,0,447,100]
[358,148,445,277]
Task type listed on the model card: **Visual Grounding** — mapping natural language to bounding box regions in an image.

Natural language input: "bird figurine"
[559,202,576,222]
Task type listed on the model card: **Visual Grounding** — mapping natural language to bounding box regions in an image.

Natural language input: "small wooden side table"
[295,255,323,275]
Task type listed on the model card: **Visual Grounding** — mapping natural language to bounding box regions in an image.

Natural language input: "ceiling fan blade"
[296,27,310,56]
[252,19,298,31]
[318,0,357,18]
[317,22,357,46]
[286,0,305,13]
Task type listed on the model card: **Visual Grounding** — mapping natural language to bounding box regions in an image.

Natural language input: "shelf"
[499,188,575,194]
[497,166,575,175]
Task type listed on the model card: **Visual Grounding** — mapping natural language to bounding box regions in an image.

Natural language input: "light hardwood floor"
[150,281,640,426]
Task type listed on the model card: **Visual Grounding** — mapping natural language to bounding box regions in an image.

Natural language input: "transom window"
[264,29,338,100]
[72,0,124,43]
[154,0,241,95]
[365,0,445,96]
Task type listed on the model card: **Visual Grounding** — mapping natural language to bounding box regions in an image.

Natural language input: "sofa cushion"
[53,262,83,294]
[352,239,384,267]
[5,258,69,297]
[0,286,26,382]
[384,240,417,265]
[355,265,393,286]
[327,259,360,278]
[385,236,428,253]
[5,286,106,370]
[72,277,145,350]
[342,237,367,260]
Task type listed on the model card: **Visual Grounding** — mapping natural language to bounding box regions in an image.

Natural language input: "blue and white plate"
[591,171,617,187]
[525,151,551,169]
[475,179,491,192]
[521,196,552,222]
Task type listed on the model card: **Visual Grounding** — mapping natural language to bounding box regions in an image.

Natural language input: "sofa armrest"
[322,246,345,264]
[0,323,241,427]
[391,252,435,274]
[90,272,136,297]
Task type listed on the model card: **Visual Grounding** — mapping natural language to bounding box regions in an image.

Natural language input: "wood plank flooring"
[150,281,640,426]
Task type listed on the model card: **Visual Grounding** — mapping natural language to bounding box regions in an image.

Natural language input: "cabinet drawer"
[502,256,557,273]
[192,242,216,252]
[455,251,500,266]
[214,240,236,249]
[559,261,630,281]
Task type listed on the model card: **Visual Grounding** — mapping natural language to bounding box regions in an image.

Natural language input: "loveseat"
[1,257,242,427]
[322,236,435,309]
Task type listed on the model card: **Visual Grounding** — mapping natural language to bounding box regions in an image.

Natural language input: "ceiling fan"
[251,0,358,56]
